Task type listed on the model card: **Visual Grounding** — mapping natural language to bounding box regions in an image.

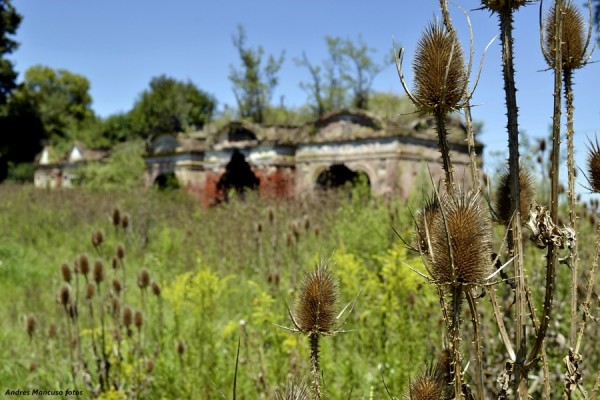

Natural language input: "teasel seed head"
[134,310,143,329]
[116,244,125,260]
[405,364,447,400]
[123,306,133,328]
[495,167,535,225]
[138,268,150,290]
[294,260,339,335]
[429,190,493,285]
[545,0,588,70]
[112,298,121,317]
[121,214,130,230]
[413,21,467,115]
[112,208,121,227]
[416,194,440,254]
[26,314,36,339]
[256,222,263,234]
[112,279,122,295]
[480,0,531,13]
[59,285,71,307]
[587,138,600,193]
[112,255,119,270]
[177,339,186,355]
[48,323,57,339]
[274,379,310,400]
[79,254,90,278]
[86,283,95,300]
[93,260,104,285]
[151,281,161,297]
[91,230,104,248]
[61,263,72,283]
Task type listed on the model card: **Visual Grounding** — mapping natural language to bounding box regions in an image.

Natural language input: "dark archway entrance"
[217,150,260,200]
[154,172,180,190]
[316,164,370,190]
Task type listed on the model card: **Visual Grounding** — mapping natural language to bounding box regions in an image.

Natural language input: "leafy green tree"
[297,36,385,117]
[229,25,285,123]
[0,0,21,108]
[130,75,216,137]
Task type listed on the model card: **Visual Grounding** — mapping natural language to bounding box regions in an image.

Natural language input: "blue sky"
[9,0,600,179]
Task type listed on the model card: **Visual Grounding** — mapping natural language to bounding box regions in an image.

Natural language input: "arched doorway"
[316,164,370,190]
[217,149,260,200]
[154,172,180,190]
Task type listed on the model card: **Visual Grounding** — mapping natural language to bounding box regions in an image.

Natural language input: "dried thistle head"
[413,21,467,115]
[294,260,339,335]
[86,283,95,300]
[138,268,150,290]
[429,190,493,285]
[112,298,121,316]
[121,214,130,230]
[481,0,532,13]
[416,194,440,254]
[134,310,143,329]
[92,230,104,248]
[79,254,90,277]
[588,138,600,192]
[112,256,119,270]
[177,339,186,355]
[26,314,36,339]
[112,208,121,227]
[116,244,125,260]
[495,167,535,225]
[123,306,133,328]
[274,379,310,400]
[151,281,161,297]
[93,260,104,285]
[405,365,447,400]
[61,263,72,283]
[545,0,588,69]
[59,285,71,307]
[112,279,122,295]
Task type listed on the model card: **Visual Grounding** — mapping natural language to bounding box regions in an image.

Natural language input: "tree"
[229,25,285,123]
[297,36,385,117]
[130,75,216,137]
[0,0,21,108]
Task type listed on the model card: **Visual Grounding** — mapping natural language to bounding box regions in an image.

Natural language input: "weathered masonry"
[144,109,482,206]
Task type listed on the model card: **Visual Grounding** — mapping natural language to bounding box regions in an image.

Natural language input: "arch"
[154,172,180,190]
[315,164,371,190]
[216,149,260,200]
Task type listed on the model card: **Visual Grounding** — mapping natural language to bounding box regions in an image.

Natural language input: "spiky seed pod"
[294,261,339,334]
[48,323,57,339]
[116,244,125,260]
[416,194,440,254]
[429,190,493,285]
[495,167,535,225]
[405,365,447,400]
[134,310,143,329]
[436,348,453,385]
[121,214,130,230]
[112,208,121,227]
[112,279,122,295]
[151,281,161,297]
[59,285,71,306]
[93,260,104,285]
[68,304,78,321]
[413,22,467,114]
[86,283,95,300]
[112,256,119,270]
[274,380,310,400]
[92,230,104,247]
[122,306,133,328]
[545,0,588,70]
[587,139,600,192]
[111,298,121,316]
[26,315,36,339]
[256,222,263,234]
[79,254,90,277]
[480,0,530,13]
[61,263,72,283]
[138,268,150,289]
[177,340,186,355]
[540,138,547,153]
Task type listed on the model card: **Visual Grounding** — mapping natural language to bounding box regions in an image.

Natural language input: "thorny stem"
[309,334,322,400]
[434,111,455,193]
[527,0,563,370]
[564,68,579,348]
[450,286,464,400]
[466,289,484,400]
[498,9,528,397]
[487,287,516,360]
[592,372,600,400]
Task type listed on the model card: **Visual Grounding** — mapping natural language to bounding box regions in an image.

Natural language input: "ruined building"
[144,109,481,206]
